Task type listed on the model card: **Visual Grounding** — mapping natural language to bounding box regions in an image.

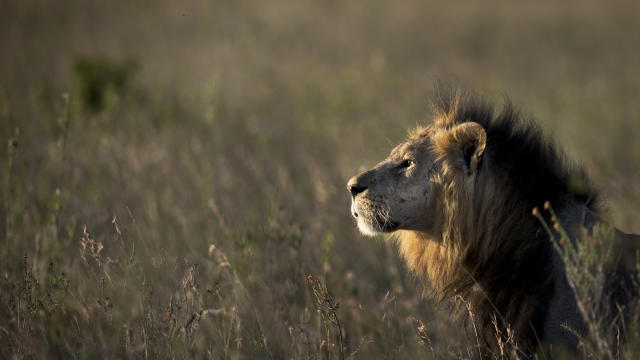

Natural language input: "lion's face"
[347,136,438,236]
[348,121,487,237]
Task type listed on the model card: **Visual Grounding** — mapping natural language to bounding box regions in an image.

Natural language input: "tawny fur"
[348,89,640,357]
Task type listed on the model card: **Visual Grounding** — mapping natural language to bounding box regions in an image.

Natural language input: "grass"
[1,0,640,358]
[531,203,640,359]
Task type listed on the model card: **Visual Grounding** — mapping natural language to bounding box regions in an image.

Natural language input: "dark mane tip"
[432,86,599,210]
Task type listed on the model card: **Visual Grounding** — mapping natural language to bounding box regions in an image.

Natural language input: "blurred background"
[2,0,639,358]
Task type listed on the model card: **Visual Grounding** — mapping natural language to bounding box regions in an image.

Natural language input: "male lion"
[347,91,640,357]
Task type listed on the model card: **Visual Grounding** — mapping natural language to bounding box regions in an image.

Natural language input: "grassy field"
[2,0,640,358]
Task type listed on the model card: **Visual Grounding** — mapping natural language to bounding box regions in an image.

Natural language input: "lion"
[347,90,640,357]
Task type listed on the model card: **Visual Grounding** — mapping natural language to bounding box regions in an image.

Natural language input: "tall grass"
[2,0,640,358]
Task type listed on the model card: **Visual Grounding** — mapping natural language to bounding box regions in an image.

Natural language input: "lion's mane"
[396,91,599,353]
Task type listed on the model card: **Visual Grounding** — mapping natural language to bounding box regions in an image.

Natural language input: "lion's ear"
[434,122,486,176]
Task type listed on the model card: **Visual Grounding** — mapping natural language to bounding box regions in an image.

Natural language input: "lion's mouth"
[351,201,399,235]
[375,219,400,232]
[356,216,399,235]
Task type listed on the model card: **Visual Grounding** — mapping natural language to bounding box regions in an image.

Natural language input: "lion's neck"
[394,200,605,352]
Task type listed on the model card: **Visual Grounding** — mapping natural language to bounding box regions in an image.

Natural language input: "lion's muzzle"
[347,177,367,199]
[347,174,369,219]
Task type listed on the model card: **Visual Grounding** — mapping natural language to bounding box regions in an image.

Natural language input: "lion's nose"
[347,178,367,198]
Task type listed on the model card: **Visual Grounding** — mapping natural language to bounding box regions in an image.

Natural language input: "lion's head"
[347,121,485,239]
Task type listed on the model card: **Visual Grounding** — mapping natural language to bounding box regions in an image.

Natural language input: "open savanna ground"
[2,0,640,358]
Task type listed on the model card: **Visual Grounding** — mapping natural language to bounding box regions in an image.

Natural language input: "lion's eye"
[400,159,415,168]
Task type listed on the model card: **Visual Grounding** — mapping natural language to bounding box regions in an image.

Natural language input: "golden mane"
[396,91,599,353]
[348,88,639,356]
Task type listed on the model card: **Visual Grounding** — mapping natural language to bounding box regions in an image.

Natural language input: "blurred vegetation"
[1,0,639,358]
[72,57,137,114]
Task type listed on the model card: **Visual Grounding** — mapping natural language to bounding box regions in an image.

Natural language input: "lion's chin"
[356,218,399,236]
[357,221,381,236]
